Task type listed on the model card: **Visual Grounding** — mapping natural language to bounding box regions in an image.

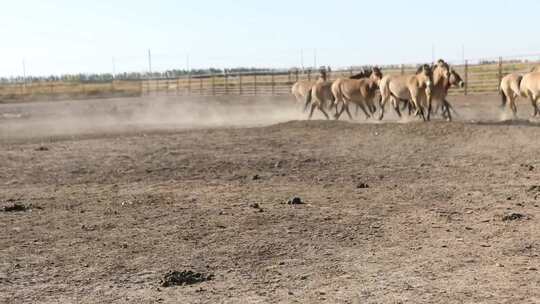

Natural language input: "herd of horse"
[292,59,540,121]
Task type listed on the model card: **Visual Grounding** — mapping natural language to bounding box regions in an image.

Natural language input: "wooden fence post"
[200,78,203,95]
[254,74,257,96]
[212,73,216,95]
[464,60,469,96]
[295,70,299,82]
[271,72,275,95]
[187,74,191,96]
[239,74,243,95]
[225,73,229,95]
[349,67,353,76]
[401,64,405,75]
[498,56,503,88]
[307,70,311,81]
[176,77,180,95]
[288,71,291,83]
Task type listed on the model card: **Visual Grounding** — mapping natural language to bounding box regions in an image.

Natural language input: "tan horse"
[378,64,433,121]
[500,73,523,117]
[291,80,314,104]
[430,60,465,121]
[305,70,334,119]
[332,67,383,120]
[519,71,540,117]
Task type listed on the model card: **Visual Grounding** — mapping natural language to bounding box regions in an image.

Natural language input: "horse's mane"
[349,69,371,79]
[416,64,431,74]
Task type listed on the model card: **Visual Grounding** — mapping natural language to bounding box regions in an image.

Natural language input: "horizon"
[2,0,540,77]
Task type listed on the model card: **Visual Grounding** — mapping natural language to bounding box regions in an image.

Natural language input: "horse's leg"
[529,94,538,117]
[391,97,402,118]
[443,99,452,121]
[533,94,540,117]
[426,94,432,121]
[335,102,346,120]
[308,103,316,120]
[345,103,354,120]
[407,100,414,116]
[378,95,389,120]
[511,99,518,117]
[319,105,330,120]
[411,95,426,121]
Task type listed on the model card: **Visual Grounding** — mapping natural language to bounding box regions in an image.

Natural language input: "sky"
[0,0,539,77]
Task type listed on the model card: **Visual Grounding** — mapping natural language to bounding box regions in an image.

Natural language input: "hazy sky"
[1,0,539,76]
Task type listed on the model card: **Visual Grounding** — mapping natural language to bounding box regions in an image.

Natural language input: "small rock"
[527,185,540,193]
[357,183,370,189]
[252,175,260,180]
[274,161,283,168]
[495,263,504,268]
[35,146,49,151]
[502,213,524,221]
[160,270,213,287]
[2,203,30,212]
[250,203,260,209]
[287,197,304,205]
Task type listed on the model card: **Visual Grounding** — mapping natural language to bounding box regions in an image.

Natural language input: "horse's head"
[318,68,328,81]
[449,68,465,88]
[433,59,451,79]
[370,67,383,81]
[417,64,433,78]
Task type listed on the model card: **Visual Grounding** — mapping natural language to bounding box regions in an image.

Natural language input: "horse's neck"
[433,70,449,89]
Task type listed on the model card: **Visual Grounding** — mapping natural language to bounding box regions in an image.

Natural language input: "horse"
[430,60,465,121]
[378,64,433,121]
[291,80,315,105]
[332,67,383,120]
[304,70,334,120]
[500,73,523,117]
[519,71,540,117]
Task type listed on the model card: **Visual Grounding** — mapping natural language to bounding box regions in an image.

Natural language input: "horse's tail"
[304,88,313,113]
[333,82,342,106]
[500,85,508,108]
[512,75,523,98]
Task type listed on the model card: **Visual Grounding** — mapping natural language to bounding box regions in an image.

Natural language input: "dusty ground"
[2,94,540,303]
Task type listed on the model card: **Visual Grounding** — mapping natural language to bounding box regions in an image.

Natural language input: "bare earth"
[2,95,540,303]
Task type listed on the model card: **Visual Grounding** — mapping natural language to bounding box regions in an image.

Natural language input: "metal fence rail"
[1,54,540,102]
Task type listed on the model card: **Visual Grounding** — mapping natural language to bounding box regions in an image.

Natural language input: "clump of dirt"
[160,271,214,287]
[286,197,304,205]
[357,183,370,189]
[502,213,525,221]
[521,164,535,171]
[35,146,49,151]
[2,202,30,212]
[249,203,264,212]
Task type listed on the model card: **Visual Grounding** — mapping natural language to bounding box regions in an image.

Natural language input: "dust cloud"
[0,96,308,140]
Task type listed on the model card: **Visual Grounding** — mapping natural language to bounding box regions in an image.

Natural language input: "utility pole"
[22,59,27,85]
[112,56,116,79]
[300,49,305,73]
[148,49,152,76]
[313,48,317,69]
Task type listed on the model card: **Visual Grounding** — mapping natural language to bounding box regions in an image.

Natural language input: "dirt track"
[2,95,540,303]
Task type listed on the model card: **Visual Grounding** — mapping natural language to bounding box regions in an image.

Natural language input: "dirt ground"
[2,94,540,303]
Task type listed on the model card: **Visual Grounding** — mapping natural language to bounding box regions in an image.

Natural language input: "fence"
[1,54,540,102]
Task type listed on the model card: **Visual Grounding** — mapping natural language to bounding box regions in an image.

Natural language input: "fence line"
[1,55,540,102]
